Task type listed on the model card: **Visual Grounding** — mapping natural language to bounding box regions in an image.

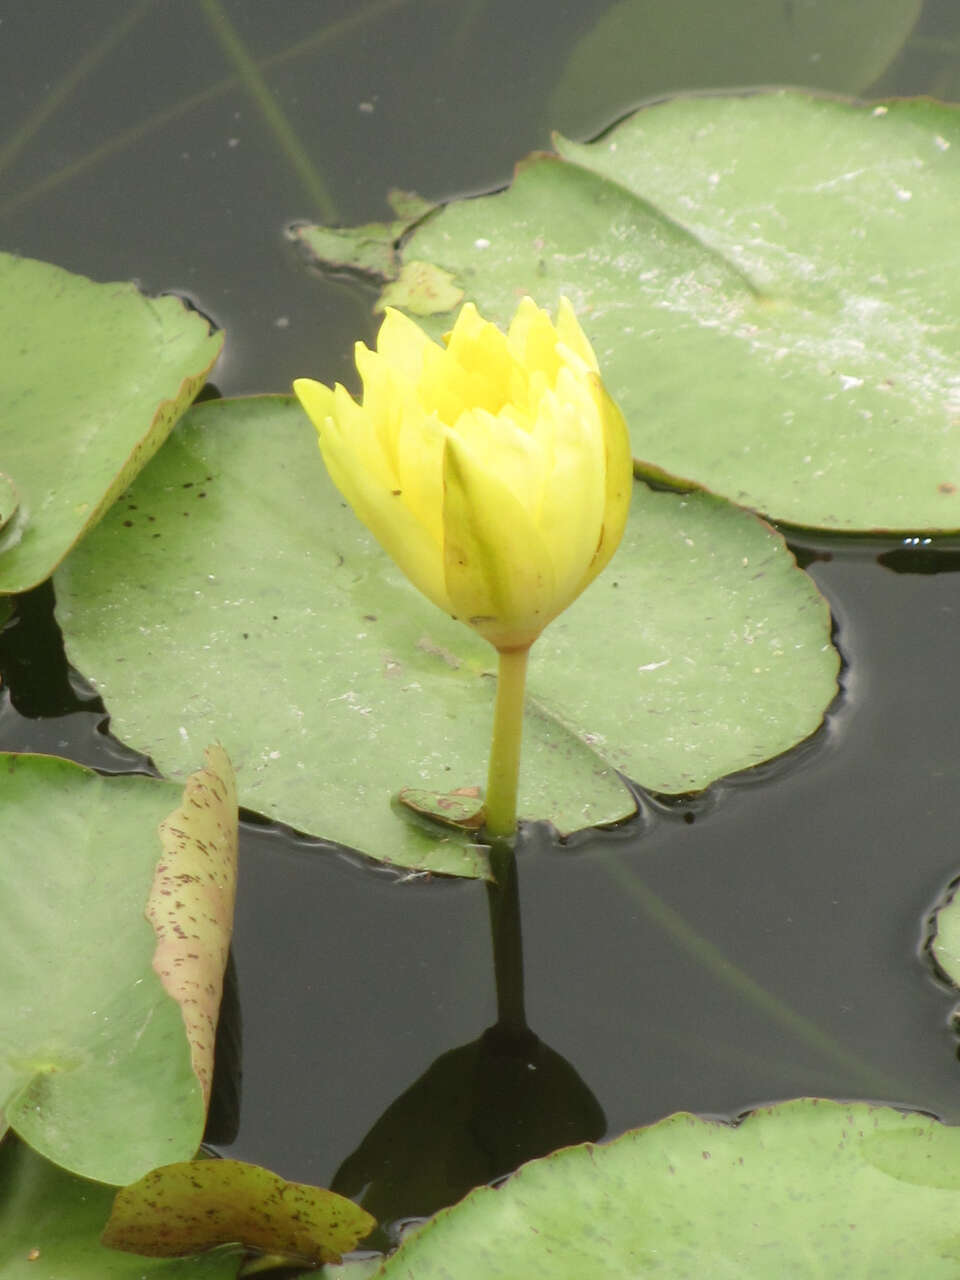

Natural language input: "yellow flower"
[294,297,632,653]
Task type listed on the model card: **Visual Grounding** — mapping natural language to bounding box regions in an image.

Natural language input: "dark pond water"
[4,0,960,1243]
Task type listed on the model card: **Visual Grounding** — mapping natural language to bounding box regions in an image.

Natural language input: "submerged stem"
[0,0,155,179]
[485,838,527,1034]
[484,645,531,839]
[199,0,338,221]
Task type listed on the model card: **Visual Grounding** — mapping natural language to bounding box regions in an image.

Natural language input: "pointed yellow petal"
[532,375,607,611]
[555,297,600,371]
[442,434,555,651]
[295,377,395,490]
[375,307,436,379]
[354,342,411,475]
[580,374,633,588]
[444,304,519,412]
[394,409,446,548]
[293,378,336,435]
[417,340,481,423]
[507,297,563,387]
[326,381,397,490]
[452,407,544,512]
[322,423,450,615]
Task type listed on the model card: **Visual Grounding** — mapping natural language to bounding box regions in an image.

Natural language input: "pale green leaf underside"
[388,92,960,532]
[0,252,223,594]
[377,1099,960,1278]
[56,397,837,878]
[103,1158,375,1264]
[0,754,204,1184]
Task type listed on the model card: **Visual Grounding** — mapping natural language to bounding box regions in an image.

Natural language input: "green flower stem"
[485,838,528,1035]
[484,645,531,839]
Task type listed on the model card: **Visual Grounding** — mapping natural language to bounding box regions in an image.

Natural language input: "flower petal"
[394,408,446,549]
[585,373,634,586]
[444,302,522,413]
[375,307,436,380]
[292,377,336,437]
[325,433,450,615]
[555,297,600,372]
[442,433,556,651]
[531,371,607,610]
[294,376,448,611]
[451,407,544,512]
[506,297,564,388]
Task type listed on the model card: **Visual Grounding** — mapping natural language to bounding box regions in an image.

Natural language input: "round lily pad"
[363,93,960,532]
[376,1099,960,1278]
[55,396,837,878]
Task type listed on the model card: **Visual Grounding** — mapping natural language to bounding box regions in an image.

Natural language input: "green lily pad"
[1,750,235,1184]
[375,1099,960,1278]
[345,92,960,532]
[0,252,223,594]
[0,1139,239,1280]
[55,396,837,878]
[103,1158,375,1266]
[548,0,923,139]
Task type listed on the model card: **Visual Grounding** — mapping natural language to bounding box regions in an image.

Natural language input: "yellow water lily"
[294,297,632,836]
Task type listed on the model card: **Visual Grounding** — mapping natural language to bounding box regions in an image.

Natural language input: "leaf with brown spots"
[2,753,209,1184]
[102,1159,375,1265]
[147,744,238,1111]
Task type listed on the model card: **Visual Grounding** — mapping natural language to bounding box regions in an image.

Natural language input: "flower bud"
[294,297,632,652]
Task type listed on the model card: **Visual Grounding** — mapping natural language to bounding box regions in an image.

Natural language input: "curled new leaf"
[148,744,238,1110]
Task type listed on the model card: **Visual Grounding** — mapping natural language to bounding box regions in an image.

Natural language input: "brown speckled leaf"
[102,1159,376,1264]
[147,744,237,1110]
